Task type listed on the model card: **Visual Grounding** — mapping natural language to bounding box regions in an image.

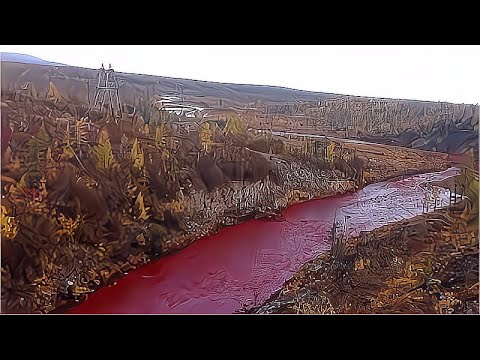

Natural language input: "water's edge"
[70,168,459,314]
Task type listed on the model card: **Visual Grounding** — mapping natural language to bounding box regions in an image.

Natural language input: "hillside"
[1,53,477,157]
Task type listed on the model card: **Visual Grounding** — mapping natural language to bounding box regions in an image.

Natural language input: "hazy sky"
[1,45,479,104]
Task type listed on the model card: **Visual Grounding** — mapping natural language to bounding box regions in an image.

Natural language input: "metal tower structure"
[93,63,122,118]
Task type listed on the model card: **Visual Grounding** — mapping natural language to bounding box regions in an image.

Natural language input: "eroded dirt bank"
[70,168,460,314]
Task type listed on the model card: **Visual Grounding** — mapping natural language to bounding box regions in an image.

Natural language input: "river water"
[70,167,460,314]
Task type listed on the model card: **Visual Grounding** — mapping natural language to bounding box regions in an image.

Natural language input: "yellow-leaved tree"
[93,138,116,171]
[200,122,213,153]
[1,205,18,239]
[131,138,145,171]
[326,141,336,163]
[46,82,63,103]
[134,192,150,221]
[223,114,246,135]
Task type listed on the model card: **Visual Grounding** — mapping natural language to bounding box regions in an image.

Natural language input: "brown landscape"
[1,56,478,314]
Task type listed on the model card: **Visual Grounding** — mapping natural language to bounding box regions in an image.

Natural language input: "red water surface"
[70,168,459,314]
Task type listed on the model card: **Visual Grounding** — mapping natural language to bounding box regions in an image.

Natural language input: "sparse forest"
[1,59,475,314]
[2,83,434,313]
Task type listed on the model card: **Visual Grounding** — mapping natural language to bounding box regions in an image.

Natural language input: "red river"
[70,168,459,314]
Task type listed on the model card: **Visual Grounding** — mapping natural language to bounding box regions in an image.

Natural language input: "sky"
[1,45,479,104]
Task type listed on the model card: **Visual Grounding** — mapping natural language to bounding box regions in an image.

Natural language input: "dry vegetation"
[0,82,460,314]
[249,189,479,314]
[0,86,406,313]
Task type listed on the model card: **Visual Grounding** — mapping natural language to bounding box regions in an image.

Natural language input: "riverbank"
[0,93,454,314]
[248,200,478,314]
[68,168,460,314]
